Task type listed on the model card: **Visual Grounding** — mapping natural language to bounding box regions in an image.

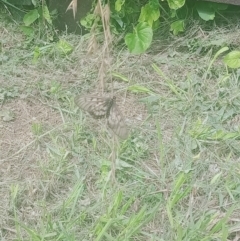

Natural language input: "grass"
[1,6,240,241]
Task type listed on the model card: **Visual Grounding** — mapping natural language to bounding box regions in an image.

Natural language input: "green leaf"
[23,9,39,26]
[170,20,184,35]
[20,26,34,36]
[211,2,228,11]
[42,5,52,25]
[80,14,96,29]
[223,51,240,68]
[33,46,40,62]
[196,2,228,21]
[167,0,185,10]
[56,39,73,55]
[196,2,215,21]
[139,2,160,27]
[112,72,129,82]
[128,85,153,93]
[115,0,125,12]
[170,9,176,18]
[125,22,153,54]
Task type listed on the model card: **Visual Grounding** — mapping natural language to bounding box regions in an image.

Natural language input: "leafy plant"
[195,1,228,21]
[224,51,240,69]
[20,0,55,41]
[2,0,235,54]
[81,0,187,53]
[170,20,184,35]
[125,22,153,54]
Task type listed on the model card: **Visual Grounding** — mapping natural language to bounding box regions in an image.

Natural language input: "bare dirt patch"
[0,98,62,160]
[0,98,63,229]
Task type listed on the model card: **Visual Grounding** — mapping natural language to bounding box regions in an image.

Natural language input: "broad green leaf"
[56,40,73,55]
[149,0,160,8]
[80,14,96,29]
[42,5,52,25]
[128,85,153,93]
[139,2,160,27]
[223,51,240,68]
[196,2,227,21]
[170,9,176,18]
[196,2,215,21]
[152,19,160,31]
[125,22,153,54]
[111,14,124,29]
[20,26,34,36]
[23,9,39,26]
[167,0,185,10]
[211,2,228,10]
[115,0,125,12]
[170,20,184,35]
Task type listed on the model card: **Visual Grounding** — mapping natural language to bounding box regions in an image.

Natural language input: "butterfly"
[74,95,129,139]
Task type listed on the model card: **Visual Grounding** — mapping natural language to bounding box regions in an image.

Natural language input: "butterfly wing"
[107,97,129,139]
[75,95,129,139]
[75,95,112,119]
